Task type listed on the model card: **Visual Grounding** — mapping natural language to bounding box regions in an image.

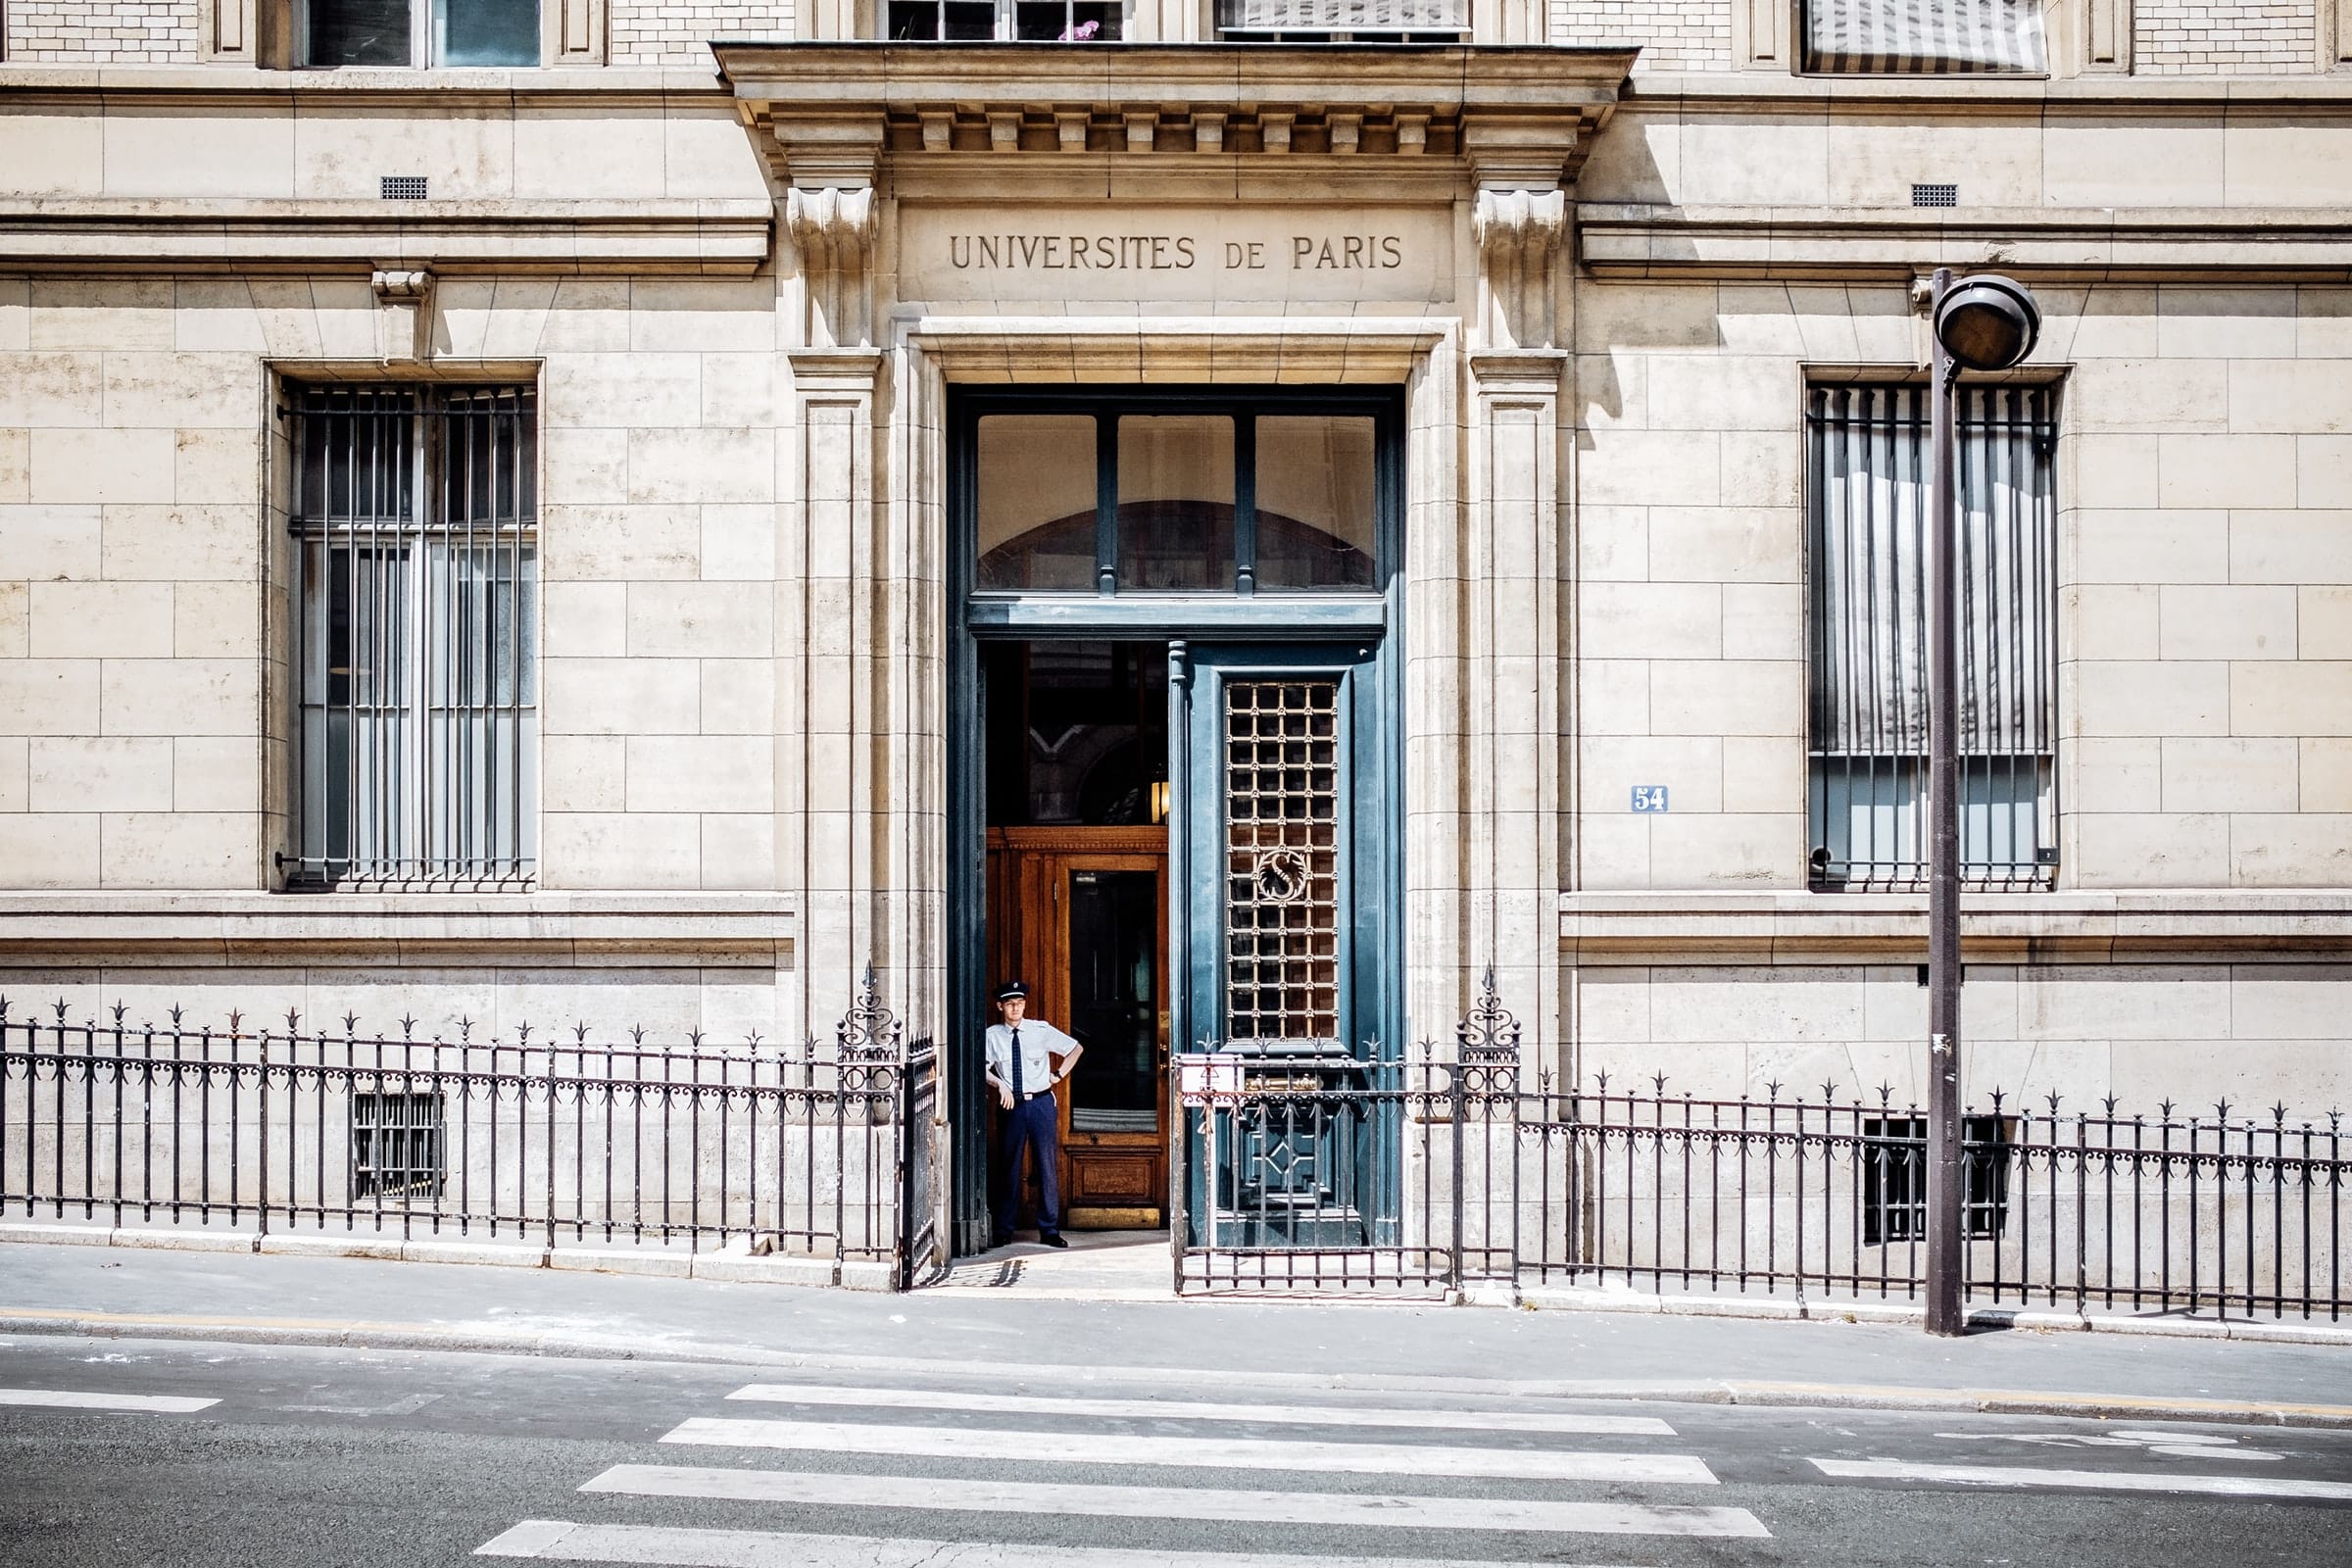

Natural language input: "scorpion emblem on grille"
[1252,848,1312,905]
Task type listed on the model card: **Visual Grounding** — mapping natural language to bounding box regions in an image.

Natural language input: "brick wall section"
[610,0,793,64]
[4,0,200,61]
[2134,0,2319,74]
[1550,0,1731,72]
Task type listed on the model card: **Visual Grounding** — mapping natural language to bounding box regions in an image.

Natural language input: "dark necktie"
[1009,1025,1024,1100]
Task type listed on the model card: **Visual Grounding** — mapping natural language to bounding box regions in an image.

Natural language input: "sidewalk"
[3,1239,2348,1429]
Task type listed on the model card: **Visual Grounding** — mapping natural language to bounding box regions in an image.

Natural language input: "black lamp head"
[1934,272,2041,373]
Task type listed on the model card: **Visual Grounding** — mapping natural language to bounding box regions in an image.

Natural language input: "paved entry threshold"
[934,1230,1174,1299]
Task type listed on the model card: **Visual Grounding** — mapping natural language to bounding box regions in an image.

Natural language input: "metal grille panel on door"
[1223,679,1341,1049]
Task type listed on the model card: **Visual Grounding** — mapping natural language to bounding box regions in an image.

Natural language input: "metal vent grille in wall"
[380,176,430,200]
[1911,183,1958,208]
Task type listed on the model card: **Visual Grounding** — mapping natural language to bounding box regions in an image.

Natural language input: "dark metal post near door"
[1923,268,2041,1338]
[1925,268,1964,1337]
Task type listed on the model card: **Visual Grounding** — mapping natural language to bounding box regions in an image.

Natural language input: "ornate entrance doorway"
[947,387,1404,1258]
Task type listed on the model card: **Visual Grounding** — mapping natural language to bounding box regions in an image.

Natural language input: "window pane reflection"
[977,416,1098,591]
[306,0,412,68]
[1254,416,1376,590]
[1117,416,1235,592]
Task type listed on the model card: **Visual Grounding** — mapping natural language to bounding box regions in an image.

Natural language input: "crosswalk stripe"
[584,1464,1773,1539]
[662,1416,1715,1485]
[0,1388,219,1414]
[1811,1457,2352,1502]
[476,1520,1650,1566]
[725,1384,1677,1437]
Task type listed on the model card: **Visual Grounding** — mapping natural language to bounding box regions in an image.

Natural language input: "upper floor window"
[961,391,1396,597]
[1802,0,2046,74]
[1217,0,1467,40]
[888,0,1123,39]
[302,0,540,67]
[1804,383,2058,893]
[286,386,539,889]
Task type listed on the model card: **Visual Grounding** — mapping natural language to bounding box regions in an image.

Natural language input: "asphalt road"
[2,1334,2347,1567]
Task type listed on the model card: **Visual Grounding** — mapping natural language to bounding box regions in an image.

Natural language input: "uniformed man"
[984,979,1083,1250]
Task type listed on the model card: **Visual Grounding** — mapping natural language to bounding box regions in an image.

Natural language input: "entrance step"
[934,1229,1174,1300]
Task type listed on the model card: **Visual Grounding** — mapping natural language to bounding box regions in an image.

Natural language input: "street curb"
[3,1307,2348,1430]
[0,1224,849,1288]
[1511,1284,2352,1348]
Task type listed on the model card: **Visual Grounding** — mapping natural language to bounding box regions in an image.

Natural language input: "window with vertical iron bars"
[350,1090,447,1200]
[287,386,538,888]
[1805,384,2058,891]
[1861,1114,2011,1245]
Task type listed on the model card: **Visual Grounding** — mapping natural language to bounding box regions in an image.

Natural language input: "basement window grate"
[1911,182,1958,208]
[380,176,430,201]
[351,1091,447,1200]
[1861,1114,2012,1245]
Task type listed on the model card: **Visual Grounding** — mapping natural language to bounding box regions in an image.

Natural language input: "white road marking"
[661,1416,1715,1485]
[476,1520,1650,1566]
[1930,1429,2283,1462]
[583,1464,1771,1539]
[0,1388,219,1414]
[1811,1457,2352,1501]
[725,1383,1676,1436]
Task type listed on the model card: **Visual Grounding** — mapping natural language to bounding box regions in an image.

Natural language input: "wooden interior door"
[987,826,1169,1228]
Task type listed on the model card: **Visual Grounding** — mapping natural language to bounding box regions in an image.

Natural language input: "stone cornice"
[1624,72,2352,115]
[0,198,774,275]
[0,892,796,968]
[1578,203,2352,282]
[714,42,1636,193]
[0,65,727,106]
[1560,891,2352,964]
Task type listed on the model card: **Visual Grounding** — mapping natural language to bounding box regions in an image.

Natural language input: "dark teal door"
[1170,640,1399,1247]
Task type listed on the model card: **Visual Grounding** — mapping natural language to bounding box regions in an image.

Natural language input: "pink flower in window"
[1059,19,1101,38]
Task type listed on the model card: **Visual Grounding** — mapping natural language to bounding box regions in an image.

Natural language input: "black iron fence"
[0,971,939,1280]
[1176,977,2348,1321]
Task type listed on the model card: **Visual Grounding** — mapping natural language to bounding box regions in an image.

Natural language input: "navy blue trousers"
[993,1092,1061,1239]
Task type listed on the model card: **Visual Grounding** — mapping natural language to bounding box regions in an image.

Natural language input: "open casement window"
[1802,0,2047,74]
[301,0,540,65]
[1804,383,2058,893]
[968,393,1393,598]
[886,0,1125,38]
[286,386,539,889]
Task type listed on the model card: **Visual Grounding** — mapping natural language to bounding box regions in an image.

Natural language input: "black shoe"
[1039,1233,1069,1249]
[990,1232,1013,1250]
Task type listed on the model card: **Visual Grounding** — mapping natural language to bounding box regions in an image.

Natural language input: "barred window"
[1805,384,2057,892]
[1802,0,2048,74]
[287,387,538,888]
[351,1091,447,1200]
[1861,1114,2011,1245]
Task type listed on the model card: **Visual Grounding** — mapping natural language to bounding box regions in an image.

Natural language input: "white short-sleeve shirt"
[984,1018,1079,1096]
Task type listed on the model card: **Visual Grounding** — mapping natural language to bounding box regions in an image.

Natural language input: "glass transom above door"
[968,393,1392,597]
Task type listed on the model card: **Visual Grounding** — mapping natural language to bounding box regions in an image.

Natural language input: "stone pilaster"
[1464,348,1568,1072]
[780,348,887,1042]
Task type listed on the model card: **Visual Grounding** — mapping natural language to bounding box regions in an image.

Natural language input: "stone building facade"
[3,0,2349,1254]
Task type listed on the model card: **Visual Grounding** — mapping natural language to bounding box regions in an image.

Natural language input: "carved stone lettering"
[902,206,1452,304]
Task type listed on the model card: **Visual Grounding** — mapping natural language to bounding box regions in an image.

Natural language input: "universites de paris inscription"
[948,232,1407,271]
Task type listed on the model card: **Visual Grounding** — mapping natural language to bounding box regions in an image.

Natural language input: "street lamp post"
[1924,268,2040,1338]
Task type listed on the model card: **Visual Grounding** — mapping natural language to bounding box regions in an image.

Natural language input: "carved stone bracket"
[1473,185,1568,350]
[369,269,434,363]
[785,184,877,351]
